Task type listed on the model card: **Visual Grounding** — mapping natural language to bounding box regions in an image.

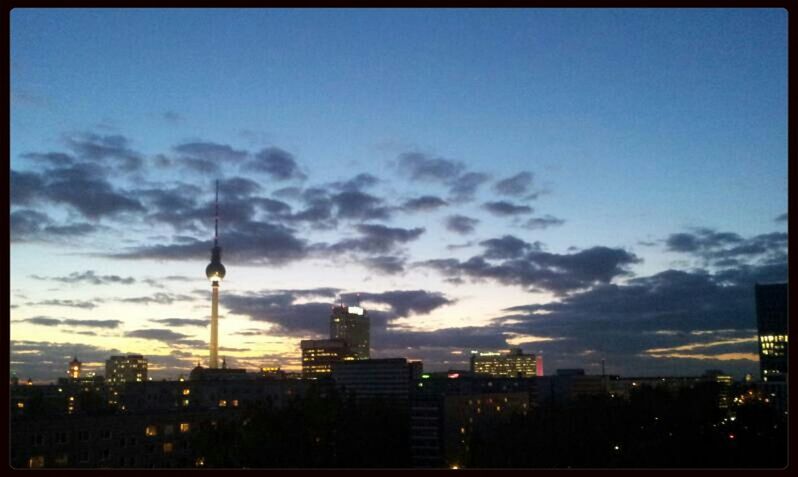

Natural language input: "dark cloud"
[218,176,262,199]
[44,223,100,236]
[61,319,122,328]
[113,219,309,265]
[363,255,406,274]
[326,224,424,255]
[47,177,145,219]
[396,152,465,182]
[333,173,380,192]
[126,328,190,342]
[417,237,640,294]
[63,132,143,171]
[479,235,541,260]
[120,293,195,305]
[774,213,787,222]
[173,141,248,174]
[492,260,786,376]
[375,326,509,353]
[15,316,121,328]
[224,292,333,336]
[331,190,393,221]
[445,215,479,235]
[245,147,306,180]
[665,228,743,253]
[20,152,76,167]
[174,141,248,163]
[10,170,46,205]
[272,186,303,199]
[665,228,787,268]
[33,299,99,309]
[342,290,455,317]
[448,172,490,202]
[10,209,50,242]
[523,215,565,230]
[32,270,135,286]
[483,200,534,216]
[150,318,208,327]
[18,316,61,327]
[493,171,537,198]
[394,152,489,201]
[225,288,452,337]
[401,195,448,212]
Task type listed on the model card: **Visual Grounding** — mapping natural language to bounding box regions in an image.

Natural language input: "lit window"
[180,423,190,433]
[163,442,173,453]
[219,400,227,407]
[232,400,239,407]
[182,389,190,396]
[195,457,205,467]
[145,425,158,437]
[17,402,24,409]
[28,456,45,468]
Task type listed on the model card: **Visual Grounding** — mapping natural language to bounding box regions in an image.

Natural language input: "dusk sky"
[10,8,787,382]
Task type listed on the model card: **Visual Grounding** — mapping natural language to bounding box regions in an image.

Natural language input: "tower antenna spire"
[214,180,219,246]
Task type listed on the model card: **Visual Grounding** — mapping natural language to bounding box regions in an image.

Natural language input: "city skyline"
[10,9,787,382]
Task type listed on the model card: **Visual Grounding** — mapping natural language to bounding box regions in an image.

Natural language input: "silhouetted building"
[469,348,537,378]
[703,370,733,409]
[755,283,788,382]
[106,355,148,385]
[331,358,413,402]
[301,339,354,379]
[330,305,370,359]
[188,359,248,382]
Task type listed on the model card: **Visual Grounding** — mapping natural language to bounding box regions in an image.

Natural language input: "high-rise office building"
[330,305,370,359]
[301,339,354,378]
[105,355,148,385]
[470,348,537,378]
[755,283,788,382]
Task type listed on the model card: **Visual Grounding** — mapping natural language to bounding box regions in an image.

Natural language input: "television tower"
[205,180,226,368]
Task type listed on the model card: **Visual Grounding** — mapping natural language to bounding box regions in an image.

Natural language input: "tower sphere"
[206,260,226,281]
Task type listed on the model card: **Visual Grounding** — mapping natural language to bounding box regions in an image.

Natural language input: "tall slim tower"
[205,181,226,369]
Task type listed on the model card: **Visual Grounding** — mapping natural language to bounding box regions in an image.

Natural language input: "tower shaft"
[210,282,219,369]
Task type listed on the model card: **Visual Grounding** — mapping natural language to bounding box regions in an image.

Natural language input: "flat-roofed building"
[301,339,354,379]
[106,355,148,385]
[330,358,412,402]
[470,348,536,378]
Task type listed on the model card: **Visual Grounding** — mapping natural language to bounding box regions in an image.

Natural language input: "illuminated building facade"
[68,357,81,380]
[469,348,537,378]
[301,339,354,378]
[105,355,148,385]
[755,283,788,382]
[330,305,370,359]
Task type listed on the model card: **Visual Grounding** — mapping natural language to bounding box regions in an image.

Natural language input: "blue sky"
[10,8,787,381]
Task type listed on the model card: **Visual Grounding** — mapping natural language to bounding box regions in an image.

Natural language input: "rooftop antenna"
[214,180,219,246]
[357,292,361,307]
